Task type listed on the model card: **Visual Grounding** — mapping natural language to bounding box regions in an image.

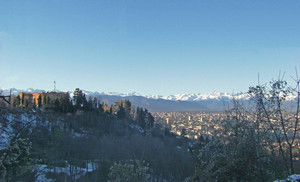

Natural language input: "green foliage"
[135,107,154,129]
[0,111,36,182]
[193,98,290,181]
[107,159,152,182]
[54,98,60,111]
[24,99,29,108]
[124,100,131,118]
[114,100,134,119]
[37,95,42,108]
[110,104,114,114]
[73,88,87,110]
[46,96,51,106]
[0,109,36,181]
[12,95,21,107]
[117,104,126,118]
[1,138,36,181]
[193,132,283,181]
[60,93,74,113]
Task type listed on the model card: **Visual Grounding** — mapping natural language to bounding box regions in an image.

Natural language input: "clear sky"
[0,0,299,95]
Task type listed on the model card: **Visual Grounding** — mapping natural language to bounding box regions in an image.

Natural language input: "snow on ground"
[0,123,13,150]
[35,161,98,182]
[129,123,145,134]
[0,113,15,150]
[275,174,300,182]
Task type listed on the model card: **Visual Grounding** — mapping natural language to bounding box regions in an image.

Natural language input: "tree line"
[11,88,154,130]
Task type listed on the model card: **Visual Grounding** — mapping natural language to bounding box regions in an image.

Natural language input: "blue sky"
[0,0,299,95]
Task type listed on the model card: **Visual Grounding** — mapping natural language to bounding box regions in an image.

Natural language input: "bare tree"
[248,71,300,174]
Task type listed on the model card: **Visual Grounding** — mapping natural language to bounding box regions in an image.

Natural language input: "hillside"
[0,107,194,181]
[1,78,299,181]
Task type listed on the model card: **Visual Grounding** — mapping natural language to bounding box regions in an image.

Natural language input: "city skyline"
[1,1,300,95]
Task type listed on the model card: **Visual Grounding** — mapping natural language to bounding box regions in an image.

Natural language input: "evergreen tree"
[108,160,152,182]
[37,95,42,108]
[43,95,47,106]
[54,99,60,111]
[86,96,93,111]
[25,99,29,108]
[12,95,21,107]
[93,97,98,109]
[60,93,73,113]
[110,105,114,114]
[1,138,35,181]
[73,88,86,110]
[145,109,154,129]
[134,108,154,129]
[97,100,104,112]
[33,100,37,109]
[124,100,132,118]
[46,96,51,106]
[136,107,146,129]
[117,104,126,118]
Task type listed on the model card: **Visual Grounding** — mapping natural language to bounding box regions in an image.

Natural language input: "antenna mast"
[54,81,57,92]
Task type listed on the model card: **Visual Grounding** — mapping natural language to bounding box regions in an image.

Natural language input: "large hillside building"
[18,92,69,107]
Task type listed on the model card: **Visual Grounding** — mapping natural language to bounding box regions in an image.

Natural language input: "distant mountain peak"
[1,88,297,102]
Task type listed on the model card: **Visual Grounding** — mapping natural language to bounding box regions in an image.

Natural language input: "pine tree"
[46,96,51,106]
[134,108,154,129]
[86,96,93,111]
[145,109,154,129]
[117,104,126,118]
[33,99,37,109]
[110,104,114,114]
[54,99,60,111]
[43,95,47,106]
[25,99,29,108]
[12,95,21,107]
[136,107,146,129]
[60,93,72,113]
[37,95,42,108]
[73,88,87,110]
[93,97,98,109]
[97,100,104,112]
[124,100,132,118]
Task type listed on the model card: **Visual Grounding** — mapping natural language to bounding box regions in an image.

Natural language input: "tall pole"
[9,89,12,105]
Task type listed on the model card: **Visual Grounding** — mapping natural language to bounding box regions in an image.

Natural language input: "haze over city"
[1,1,300,95]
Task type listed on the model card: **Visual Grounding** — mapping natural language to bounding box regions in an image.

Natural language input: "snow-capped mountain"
[1,88,297,112]
[144,92,250,101]
[79,90,297,102]
[1,88,297,101]
[0,88,47,96]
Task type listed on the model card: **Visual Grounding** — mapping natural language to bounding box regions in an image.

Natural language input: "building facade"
[18,92,69,107]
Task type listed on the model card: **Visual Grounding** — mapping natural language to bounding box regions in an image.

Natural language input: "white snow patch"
[35,161,98,182]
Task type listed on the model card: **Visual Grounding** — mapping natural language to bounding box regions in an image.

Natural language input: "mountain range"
[0,88,297,112]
